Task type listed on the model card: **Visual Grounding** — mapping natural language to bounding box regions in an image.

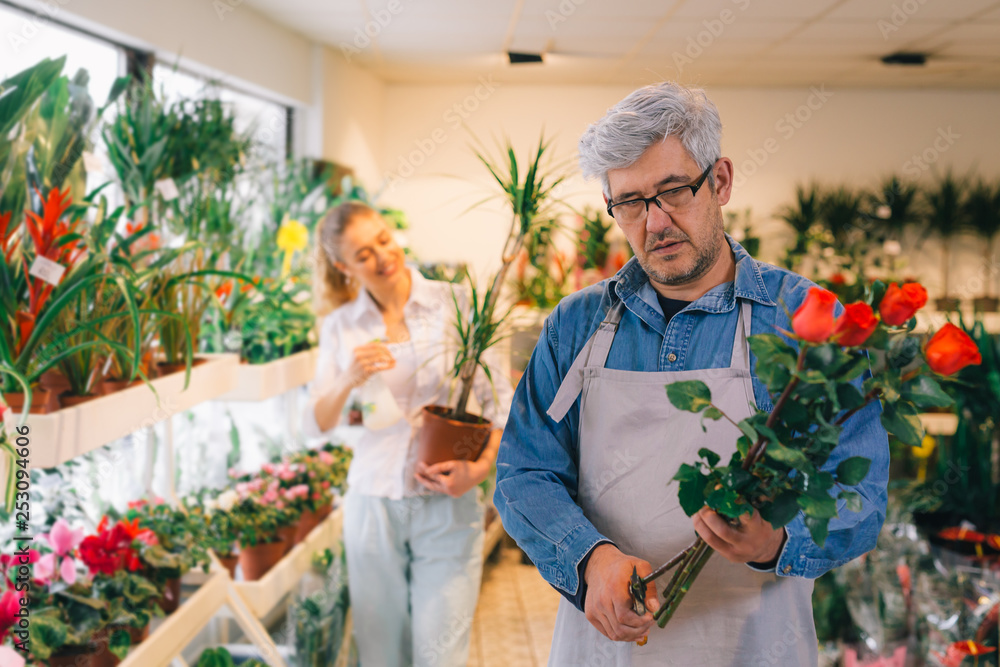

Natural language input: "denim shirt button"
[782,564,792,574]
[667,353,677,363]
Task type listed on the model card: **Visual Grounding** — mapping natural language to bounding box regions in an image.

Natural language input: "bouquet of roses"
[637,282,982,629]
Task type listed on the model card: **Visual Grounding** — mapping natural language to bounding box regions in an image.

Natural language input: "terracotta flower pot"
[4,389,55,414]
[294,509,321,544]
[47,644,104,667]
[973,296,1000,313]
[101,379,132,396]
[91,627,130,667]
[156,362,188,377]
[60,392,100,408]
[218,553,239,579]
[40,369,71,396]
[415,405,492,466]
[316,503,333,521]
[238,540,286,581]
[276,524,297,555]
[156,576,182,613]
[125,622,149,646]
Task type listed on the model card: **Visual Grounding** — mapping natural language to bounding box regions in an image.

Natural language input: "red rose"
[833,302,878,347]
[792,287,837,343]
[830,273,846,285]
[879,282,928,326]
[925,323,982,376]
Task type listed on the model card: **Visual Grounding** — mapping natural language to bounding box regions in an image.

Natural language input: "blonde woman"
[304,201,511,667]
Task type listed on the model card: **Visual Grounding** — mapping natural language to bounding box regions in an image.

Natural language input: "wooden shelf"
[483,514,506,559]
[233,507,344,618]
[6,354,240,469]
[219,349,319,402]
[118,568,229,667]
[914,311,1000,334]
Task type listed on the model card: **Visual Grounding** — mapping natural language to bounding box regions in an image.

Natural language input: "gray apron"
[545,299,816,667]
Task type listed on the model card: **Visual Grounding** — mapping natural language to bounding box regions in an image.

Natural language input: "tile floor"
[468,542,561,667]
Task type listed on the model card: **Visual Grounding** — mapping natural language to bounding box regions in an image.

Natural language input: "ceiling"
[243,0,1000,88]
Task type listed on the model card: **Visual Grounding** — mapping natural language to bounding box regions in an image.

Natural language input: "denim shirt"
[494,236,890,611]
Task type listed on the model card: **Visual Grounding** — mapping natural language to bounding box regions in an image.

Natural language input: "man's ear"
[713,158,735,206]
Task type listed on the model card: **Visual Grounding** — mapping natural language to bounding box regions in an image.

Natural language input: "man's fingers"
[694,512,733,557]
[697,509,740,546]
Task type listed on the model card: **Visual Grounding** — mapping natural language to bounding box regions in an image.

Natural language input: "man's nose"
[645,200,674,235]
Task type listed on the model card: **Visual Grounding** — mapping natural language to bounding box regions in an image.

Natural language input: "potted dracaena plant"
[924,171,969,312]
[414,134,566,466]
[633,281,982,632]
[964,179,1000,313]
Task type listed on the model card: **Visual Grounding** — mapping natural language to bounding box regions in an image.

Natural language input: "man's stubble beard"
[636,206,726,288]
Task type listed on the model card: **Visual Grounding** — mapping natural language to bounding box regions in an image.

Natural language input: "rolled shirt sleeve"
[494,306,611,609]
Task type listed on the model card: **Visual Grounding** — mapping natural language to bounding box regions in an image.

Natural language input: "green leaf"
[737,420,759,445]
[836,384,865,411]
[798,492,838,519]
[698,448,721,467]
[903,375,955,410]
[838,354,870,383]
[756,361,791,391]
[839,490,863,513]
[880,401,924,447]
[805,516,830,548]
[748,334,797,367]
[736,435,751,458]
[666,380,712,413]
[780,399,810,430]
[887,336,921,370]
[29,615,68,660]
[836,456,871,486]
[805,344,838,370]
[868,280,887,310]
[673,463,701,483]
[703,406,724,422]
[677,475,709,516]
[110,628,132,659]
[759,491,800,529]
[765,442,809,468]
[707,485,750,519]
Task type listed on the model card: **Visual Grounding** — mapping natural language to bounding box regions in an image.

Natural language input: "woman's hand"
[343,342,395,388]
[414,459,489,497]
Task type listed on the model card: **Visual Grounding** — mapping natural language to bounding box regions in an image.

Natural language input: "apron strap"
[729,300,753,371]
[546,301,626,423]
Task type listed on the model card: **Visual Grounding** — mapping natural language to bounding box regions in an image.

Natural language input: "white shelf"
[118,568,229,667]
[234,507,344,618]
[483,515,505,558]
[7,354,240,469]
[920,412,959,436]
[219,349,319,402]
[914,311,1000,334]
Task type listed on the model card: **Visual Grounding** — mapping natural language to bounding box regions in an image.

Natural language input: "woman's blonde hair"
[313,201,378,315]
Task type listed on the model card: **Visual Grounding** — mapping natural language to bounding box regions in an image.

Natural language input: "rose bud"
[792,287,837,343]
[833,302,878,347]
[879,282,928,326]
[925,323,982,375]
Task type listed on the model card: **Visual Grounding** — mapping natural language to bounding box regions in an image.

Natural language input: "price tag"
[29,255,66,286]
[154,178,179,201]
[81,151,103,173]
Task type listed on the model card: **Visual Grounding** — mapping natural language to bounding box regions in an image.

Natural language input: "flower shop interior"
[1,0,1000,665]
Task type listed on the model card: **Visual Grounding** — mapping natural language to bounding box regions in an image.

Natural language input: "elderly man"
[494,82,888,666]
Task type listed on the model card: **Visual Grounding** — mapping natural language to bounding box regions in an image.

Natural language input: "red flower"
[879,282,928,326]
[215,281,234,301]
[0,590,22,643]
[829,273,846,285]
[792,287,837,343]
[938,526,986,543]
[24,187,76,262]
[0,210,15,262]
[832,302,878,347]
[925,324,983,376]
[78,519,143,576]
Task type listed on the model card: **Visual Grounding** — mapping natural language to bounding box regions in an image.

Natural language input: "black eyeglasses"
[606,164,715,224]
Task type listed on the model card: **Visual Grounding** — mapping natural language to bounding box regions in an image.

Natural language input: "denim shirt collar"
[610,234,777,318]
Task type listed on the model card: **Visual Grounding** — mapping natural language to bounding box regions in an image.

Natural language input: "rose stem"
[655,541,715,628]
[744,347,807,469]
[641,538,701,585]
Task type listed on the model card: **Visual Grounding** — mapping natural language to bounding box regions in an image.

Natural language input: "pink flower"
[60,555,77,584]
[0,646,25,667]
[35,553,57,584]
[262,463,275,475]
[321,481,331,490]
[319,451,334,465]
[41,519,85,556]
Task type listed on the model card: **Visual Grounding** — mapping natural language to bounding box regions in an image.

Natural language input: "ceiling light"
[881,52,927,66]
[508,51,544,65]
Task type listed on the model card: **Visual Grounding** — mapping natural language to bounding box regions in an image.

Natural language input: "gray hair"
[578,82,723,199]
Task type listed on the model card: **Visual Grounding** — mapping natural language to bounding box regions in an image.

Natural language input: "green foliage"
[964,179,1000,242]
[923,170,969,238]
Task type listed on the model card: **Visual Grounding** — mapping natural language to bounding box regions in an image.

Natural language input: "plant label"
[29,256,66,286]
[155,178,180,201]
[82,151,104,173]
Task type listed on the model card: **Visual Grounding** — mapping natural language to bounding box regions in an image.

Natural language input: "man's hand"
[692,507,786,564]
[583,544,659,642]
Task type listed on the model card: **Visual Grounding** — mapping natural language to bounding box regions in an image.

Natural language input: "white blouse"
[303,267,513,499]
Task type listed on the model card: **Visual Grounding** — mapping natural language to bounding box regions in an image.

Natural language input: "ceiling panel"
[239,0,1000,88]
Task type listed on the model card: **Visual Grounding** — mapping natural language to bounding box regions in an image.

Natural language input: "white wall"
[376,82,1000,300]
[34,0,314,104]
[321,48,386,189]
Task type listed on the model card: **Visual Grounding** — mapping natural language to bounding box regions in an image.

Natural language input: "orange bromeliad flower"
[216,280,234,301]
[24,187,77,263]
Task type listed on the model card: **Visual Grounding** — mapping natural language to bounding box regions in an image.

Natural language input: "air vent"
[508,51,544,64]
[881,52,927,66]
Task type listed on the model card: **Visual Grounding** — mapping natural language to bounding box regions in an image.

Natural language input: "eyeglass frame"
[605,162,716,221]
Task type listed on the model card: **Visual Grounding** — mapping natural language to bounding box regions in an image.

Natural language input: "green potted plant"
[724,207,760,257]
[964,180,1000,313]
[185,488,244,578]
[924,171,969,312]
[229,481,287,581]
[415,134,566,466]
[777,183,823,272]
[866,175,921,278]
